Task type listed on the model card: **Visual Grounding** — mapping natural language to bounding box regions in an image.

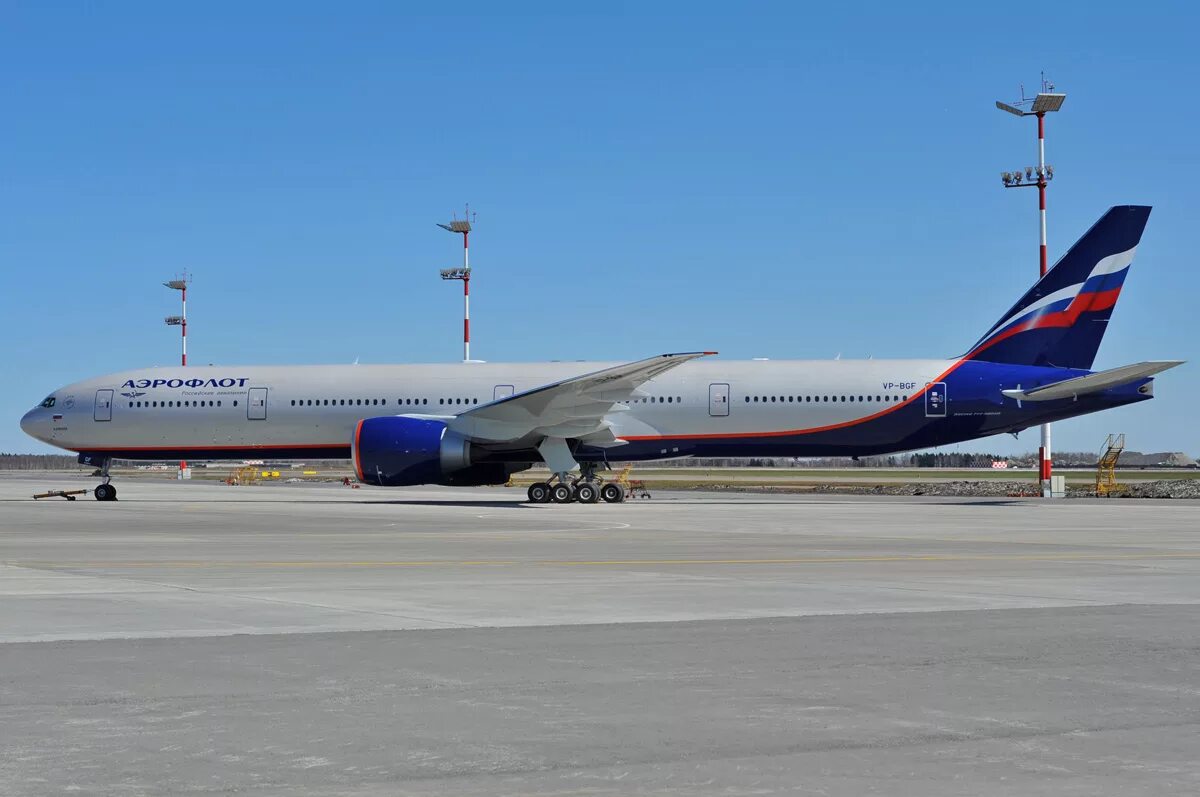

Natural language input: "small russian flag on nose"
[52,414,63,421]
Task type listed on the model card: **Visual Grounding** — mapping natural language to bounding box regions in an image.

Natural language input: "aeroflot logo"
[121,377,251,389]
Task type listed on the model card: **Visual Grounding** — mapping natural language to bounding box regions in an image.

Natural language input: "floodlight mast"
[163,276,189,366]
[995,73,1065,498]
[437,205,476,362]
[163,273,190,474]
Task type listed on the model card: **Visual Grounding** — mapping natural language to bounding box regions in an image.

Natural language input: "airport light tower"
[438,206,476,362]
[164,273,190,476]
[163,275,189,366]
[996,74,1066,498]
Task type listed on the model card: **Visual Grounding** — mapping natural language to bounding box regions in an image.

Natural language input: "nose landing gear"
[93,458,117,501]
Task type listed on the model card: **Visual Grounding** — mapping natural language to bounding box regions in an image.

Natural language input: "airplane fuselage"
[21,358,1152,467]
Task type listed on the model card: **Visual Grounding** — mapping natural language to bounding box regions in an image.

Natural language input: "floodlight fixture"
[440,267,470,280]
[437,220,473,234]
[165,315,184,326]
[163,279,187,291]
[1031,93,1066,113]
[995,100,1027,117]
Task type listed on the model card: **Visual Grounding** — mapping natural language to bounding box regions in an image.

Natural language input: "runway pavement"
[2,473,1198,795]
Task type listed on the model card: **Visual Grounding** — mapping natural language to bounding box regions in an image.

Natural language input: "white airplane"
[21,206,1182,503]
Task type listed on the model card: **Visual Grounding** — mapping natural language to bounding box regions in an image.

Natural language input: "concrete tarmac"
[2,473,1198,795]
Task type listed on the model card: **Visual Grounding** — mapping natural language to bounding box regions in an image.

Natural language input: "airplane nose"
[20,409,38,439]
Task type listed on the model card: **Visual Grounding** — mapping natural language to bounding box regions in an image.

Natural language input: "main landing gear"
[526,463,625,505]
[93,458,117,502]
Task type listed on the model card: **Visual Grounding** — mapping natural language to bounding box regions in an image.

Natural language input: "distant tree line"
[626,450,1196,468]
[0,453,86,470]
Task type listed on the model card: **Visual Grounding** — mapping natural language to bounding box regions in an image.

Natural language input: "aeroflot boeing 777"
[21,206,1182,503]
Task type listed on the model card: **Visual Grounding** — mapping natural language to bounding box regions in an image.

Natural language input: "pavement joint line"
[8,551,1200,568]
[0,561,482,628]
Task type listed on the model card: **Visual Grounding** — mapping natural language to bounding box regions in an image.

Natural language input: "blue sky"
[2,1,1197,456]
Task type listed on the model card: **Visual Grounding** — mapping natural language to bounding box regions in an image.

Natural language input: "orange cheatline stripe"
[77,443,346,452]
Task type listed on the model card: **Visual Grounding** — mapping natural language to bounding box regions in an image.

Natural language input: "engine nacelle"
[352,416,471,487]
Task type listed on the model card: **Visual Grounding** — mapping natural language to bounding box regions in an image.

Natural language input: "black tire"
[574,483,599,504]
[527,482,552,503]
[94,484,115,502]
[600,483,624,504]
[550,483,574,503]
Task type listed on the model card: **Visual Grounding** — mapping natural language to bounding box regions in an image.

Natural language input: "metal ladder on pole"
[1096,434,1125,497]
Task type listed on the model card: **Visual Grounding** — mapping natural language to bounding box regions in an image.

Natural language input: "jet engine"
[352,416,473,487]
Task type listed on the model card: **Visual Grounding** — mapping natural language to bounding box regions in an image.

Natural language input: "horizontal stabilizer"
[1002,360,1183,402]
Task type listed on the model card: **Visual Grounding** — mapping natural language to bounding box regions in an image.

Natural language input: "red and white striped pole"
[180,281,187,473]
[463,230,470,362]
[181,282,187,367]
[438,210,475,363]
[1037,112,1052,495]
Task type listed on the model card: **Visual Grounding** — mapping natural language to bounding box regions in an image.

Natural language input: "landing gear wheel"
[94,483,117,502]
[600,483,625,504]
[527,482,552,503]
[574,483,599,504]
[550,483,574,503]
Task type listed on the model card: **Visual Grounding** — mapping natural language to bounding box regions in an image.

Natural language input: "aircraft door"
[94,389,113,422]
[708,383,730,417]
[493,384,515,401]
[248,387,268,420]
[925,382,947,417]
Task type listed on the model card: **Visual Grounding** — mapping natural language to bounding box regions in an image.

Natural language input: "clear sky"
[2,1,1197,456]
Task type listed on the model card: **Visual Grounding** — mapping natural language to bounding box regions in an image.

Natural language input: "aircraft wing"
[447,352,715,443]
[1001,360,1184,402]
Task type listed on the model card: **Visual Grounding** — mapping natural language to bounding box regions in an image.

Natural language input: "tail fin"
[964,205,1151,369]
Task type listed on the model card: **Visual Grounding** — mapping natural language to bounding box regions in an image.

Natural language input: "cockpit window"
[40,396,56,408]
